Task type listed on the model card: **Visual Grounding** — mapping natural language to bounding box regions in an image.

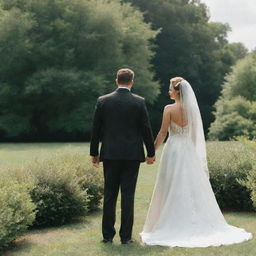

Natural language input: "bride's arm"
[154,106,171,151]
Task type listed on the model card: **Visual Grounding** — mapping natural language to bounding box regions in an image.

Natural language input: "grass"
[1,142,256,256]
[0,142,89,169]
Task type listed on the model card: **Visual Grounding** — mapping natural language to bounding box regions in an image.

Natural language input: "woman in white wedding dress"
[140,77,252,247]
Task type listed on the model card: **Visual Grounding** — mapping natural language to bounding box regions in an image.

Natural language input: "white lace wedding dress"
[140,81,253,248]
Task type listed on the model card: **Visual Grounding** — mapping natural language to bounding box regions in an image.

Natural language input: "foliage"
[226,42,248,60]
[238,139,256,209]
[62,153,104,212]
[209,53,256,140]
[123,0,248,135]
[243,167,256,209]
[209,96,256,140]
[26,153,103,227]
[221,53,256,101]
[3,153,103,228]
[0,179,36,249]
[76,166,104,212]
[207,141,254,211]
[0,0,159,141]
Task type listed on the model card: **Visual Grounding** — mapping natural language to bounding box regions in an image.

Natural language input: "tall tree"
[123,0,248,135]
[209,53,256,140]
[0,0,159,141]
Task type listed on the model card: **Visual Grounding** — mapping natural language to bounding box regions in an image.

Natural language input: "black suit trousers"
[102,160,140,241]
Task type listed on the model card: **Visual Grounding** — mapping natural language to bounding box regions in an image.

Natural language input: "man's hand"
[146,156,156,165]
[91,156,100,168]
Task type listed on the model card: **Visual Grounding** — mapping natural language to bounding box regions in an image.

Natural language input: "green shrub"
[241,167,256,209]
[237,139,256,209]
[1,153,103,228]
[0,179,36,249]
[76,166,104,212]
[207,141,254,211]
[14,153,103,227]
[26,155,90,227]
[38,153,104,212]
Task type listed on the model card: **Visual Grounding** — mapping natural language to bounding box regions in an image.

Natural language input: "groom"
[90,68,155,244]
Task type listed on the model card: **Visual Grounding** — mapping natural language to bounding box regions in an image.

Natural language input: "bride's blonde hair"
[170,77,184,91]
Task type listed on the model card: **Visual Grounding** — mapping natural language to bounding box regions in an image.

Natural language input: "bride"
[140,77,252,247]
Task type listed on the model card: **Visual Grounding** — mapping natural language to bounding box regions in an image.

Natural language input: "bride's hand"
[146,156,156,165]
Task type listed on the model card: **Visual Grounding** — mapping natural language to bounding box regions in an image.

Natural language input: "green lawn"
[1,142,255,256]
[0,142,89,169]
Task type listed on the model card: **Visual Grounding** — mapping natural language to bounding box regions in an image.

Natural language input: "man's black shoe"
[101,238,113,244]
[121,239,134,245]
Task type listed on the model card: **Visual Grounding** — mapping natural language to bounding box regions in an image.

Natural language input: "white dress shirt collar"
[118,86,130,91]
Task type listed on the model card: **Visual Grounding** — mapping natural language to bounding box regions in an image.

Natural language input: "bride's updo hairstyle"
[170,77,184,92]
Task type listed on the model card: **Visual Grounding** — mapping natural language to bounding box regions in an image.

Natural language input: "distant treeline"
[0,0,248,142]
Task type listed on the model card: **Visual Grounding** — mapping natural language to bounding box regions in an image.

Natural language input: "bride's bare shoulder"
[164,104,175,112]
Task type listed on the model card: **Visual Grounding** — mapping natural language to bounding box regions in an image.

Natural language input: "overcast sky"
[201,0,256,51]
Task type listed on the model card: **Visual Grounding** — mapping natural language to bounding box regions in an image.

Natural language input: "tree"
[0,0,160,141]
[226,42,248,60]
[209,53,256,140]
[209,96,256,140]
[123,0,248,135]
[221,53,256,101]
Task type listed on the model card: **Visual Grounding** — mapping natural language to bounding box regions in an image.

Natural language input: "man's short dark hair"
[117,68,134,85]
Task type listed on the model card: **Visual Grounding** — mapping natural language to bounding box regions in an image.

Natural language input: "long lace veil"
[179,80,209,178]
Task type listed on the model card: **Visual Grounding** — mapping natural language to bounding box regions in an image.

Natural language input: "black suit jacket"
[90,88,155,162]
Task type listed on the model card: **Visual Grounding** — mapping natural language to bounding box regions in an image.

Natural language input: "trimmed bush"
[26,155,89,227]
[19,153,104,227]
[37,153,104,212]
[238,139,256,209]
[0,179,36,249]
[207,141,254,211]
[241,167,256,209]
[75,165,104,212]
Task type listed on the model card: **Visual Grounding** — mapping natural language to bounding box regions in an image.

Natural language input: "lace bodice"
[169,120,189,136]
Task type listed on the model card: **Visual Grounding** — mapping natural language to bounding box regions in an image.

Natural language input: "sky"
[201,0,256,51]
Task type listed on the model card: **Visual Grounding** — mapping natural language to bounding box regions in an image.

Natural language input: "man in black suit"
[90,68,155,245]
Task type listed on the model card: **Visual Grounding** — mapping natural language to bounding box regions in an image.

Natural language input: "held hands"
[146,156,156,165]
[91,156,100,168]
[92,155,155,166]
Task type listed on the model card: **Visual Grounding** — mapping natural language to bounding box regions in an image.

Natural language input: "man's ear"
[115,79,119,86]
